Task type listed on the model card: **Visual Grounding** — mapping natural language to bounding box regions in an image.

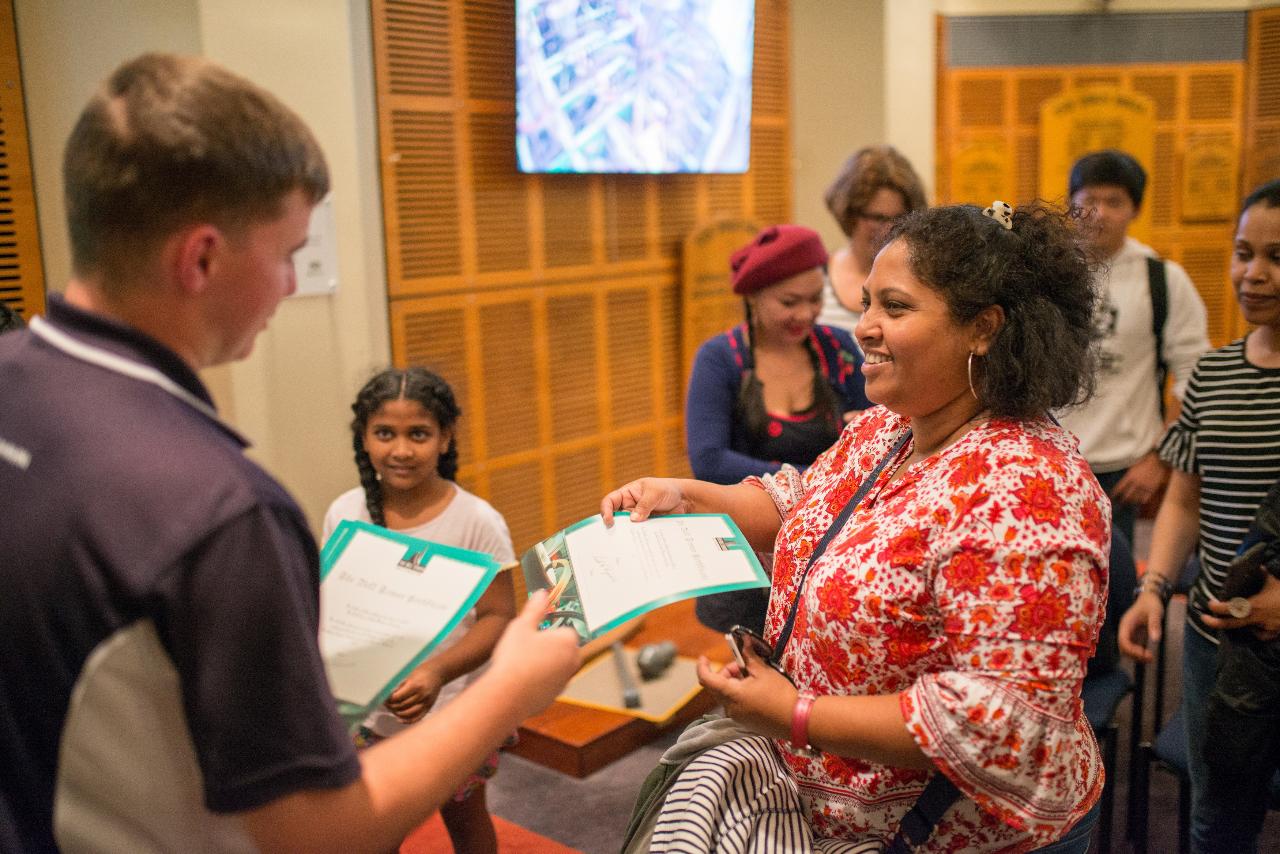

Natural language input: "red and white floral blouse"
[751,407,1108,852]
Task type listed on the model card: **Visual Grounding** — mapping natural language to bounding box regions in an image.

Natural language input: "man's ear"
[970,304,1006,356]
[170,224,224,296]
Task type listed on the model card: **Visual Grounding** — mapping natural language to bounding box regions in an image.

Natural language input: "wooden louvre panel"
[551,447,603,532]
[478,300,540,457]
[665,423,691,479]
[1249,125,1280,191]
[489,460,544,552]
[462,0,512,102]
[0,0,43,319]
[657,178,698,257]
[957,77,1004,127]
[1133,73,1178,121]
[1188,71,1236,121]
[541,176,594,267]
[1015,135,1039,204]
[752,0,788,118]
[607,288,654,428]
[1256,11,1280,120]
[708,175,744,220]
[1016,77,1063,125]
[1178,244,1236,347]
[381,0,452,98]
[390,110,462,281]
[658,283,683,416]
[751,125,788,226]
[613,433,659,486]
[602,176,650,263]
[1074,73,1121,89]
[397,303,474,466]
[1150,130,1176,228]
[1247,9,1280,194]
[469,111,530,273]
[545,292,599,443]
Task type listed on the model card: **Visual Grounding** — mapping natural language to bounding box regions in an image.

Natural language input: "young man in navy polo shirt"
[0,53,578,853]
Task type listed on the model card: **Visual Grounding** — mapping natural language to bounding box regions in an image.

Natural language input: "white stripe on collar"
[29,315,238,438]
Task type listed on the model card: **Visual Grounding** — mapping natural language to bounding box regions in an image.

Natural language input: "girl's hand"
[1203,573,1280,640]
[600,478,694,527]
[385,662,445,723]
[1118,592,1166,663]
[695,643,796,740]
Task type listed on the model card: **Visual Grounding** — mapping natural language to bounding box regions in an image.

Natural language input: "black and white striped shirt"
[1159,337,1280,642]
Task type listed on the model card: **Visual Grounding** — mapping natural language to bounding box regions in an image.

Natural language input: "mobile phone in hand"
[724,631,748,674]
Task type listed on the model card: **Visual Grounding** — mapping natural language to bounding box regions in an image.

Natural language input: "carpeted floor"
[400,811,581,853]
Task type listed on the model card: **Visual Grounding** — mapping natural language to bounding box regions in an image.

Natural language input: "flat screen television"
[515,1,755,174]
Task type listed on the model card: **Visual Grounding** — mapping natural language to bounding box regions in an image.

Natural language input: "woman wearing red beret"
[685,224,870,635]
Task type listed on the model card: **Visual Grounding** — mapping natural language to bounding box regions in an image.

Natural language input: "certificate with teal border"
[319,519,501,730]
[520,512,767,643]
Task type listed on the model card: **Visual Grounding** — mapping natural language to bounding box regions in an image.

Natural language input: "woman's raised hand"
[599,478,695,527]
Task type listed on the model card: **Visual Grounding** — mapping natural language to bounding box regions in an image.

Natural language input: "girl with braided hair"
[322,366,516,854]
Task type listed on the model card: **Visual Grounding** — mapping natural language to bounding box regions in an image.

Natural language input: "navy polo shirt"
[0,297,359,852]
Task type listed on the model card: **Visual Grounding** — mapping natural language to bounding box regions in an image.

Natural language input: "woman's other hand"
[695,644,795,739]
[1203,573,1280,640]
[599,478,694,527]
[1118,592,1166,663]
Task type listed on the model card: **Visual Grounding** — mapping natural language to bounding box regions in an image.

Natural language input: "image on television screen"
[516,0,755,174]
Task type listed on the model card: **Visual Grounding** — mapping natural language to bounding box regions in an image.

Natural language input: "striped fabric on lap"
[649,736,882,853]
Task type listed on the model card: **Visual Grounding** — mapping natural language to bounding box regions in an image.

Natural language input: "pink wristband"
[790,692,816,750]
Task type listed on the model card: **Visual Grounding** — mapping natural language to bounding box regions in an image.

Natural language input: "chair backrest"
[1089,527,1138,677]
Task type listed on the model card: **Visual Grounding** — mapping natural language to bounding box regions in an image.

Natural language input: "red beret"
[730,225,828,295]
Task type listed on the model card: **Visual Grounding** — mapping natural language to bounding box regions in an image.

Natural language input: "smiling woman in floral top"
[604,202,1107,853]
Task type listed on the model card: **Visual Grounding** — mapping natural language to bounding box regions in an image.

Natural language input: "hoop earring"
[967,351,980,401]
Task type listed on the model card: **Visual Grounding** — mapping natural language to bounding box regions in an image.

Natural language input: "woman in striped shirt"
[1119,179,1280,853]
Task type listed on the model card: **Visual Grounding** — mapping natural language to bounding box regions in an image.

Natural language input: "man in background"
[1059,149,1209,545]
[0,53,577,853]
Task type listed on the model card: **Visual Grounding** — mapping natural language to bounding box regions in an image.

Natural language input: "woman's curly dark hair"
[350,367,461,527]
[888,202,1098,419]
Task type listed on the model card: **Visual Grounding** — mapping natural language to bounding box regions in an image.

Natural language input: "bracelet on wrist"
[790,692,817,752]
[1134,574,1172,603]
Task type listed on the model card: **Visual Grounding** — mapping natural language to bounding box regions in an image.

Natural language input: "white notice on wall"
[291,193,340,296]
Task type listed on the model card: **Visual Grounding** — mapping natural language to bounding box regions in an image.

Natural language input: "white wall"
[14,0,390,532]
[14,0,202,293]
[790,0,886,250]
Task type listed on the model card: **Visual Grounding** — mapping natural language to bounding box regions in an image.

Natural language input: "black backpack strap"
[886,773,964,853]
[1147,256,1169,419]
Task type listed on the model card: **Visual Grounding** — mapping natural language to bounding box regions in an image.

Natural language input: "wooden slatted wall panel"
[373,0,790,551]
[1247,9,1280,218]
[0,0,44,320]
[936,34,1246,346]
